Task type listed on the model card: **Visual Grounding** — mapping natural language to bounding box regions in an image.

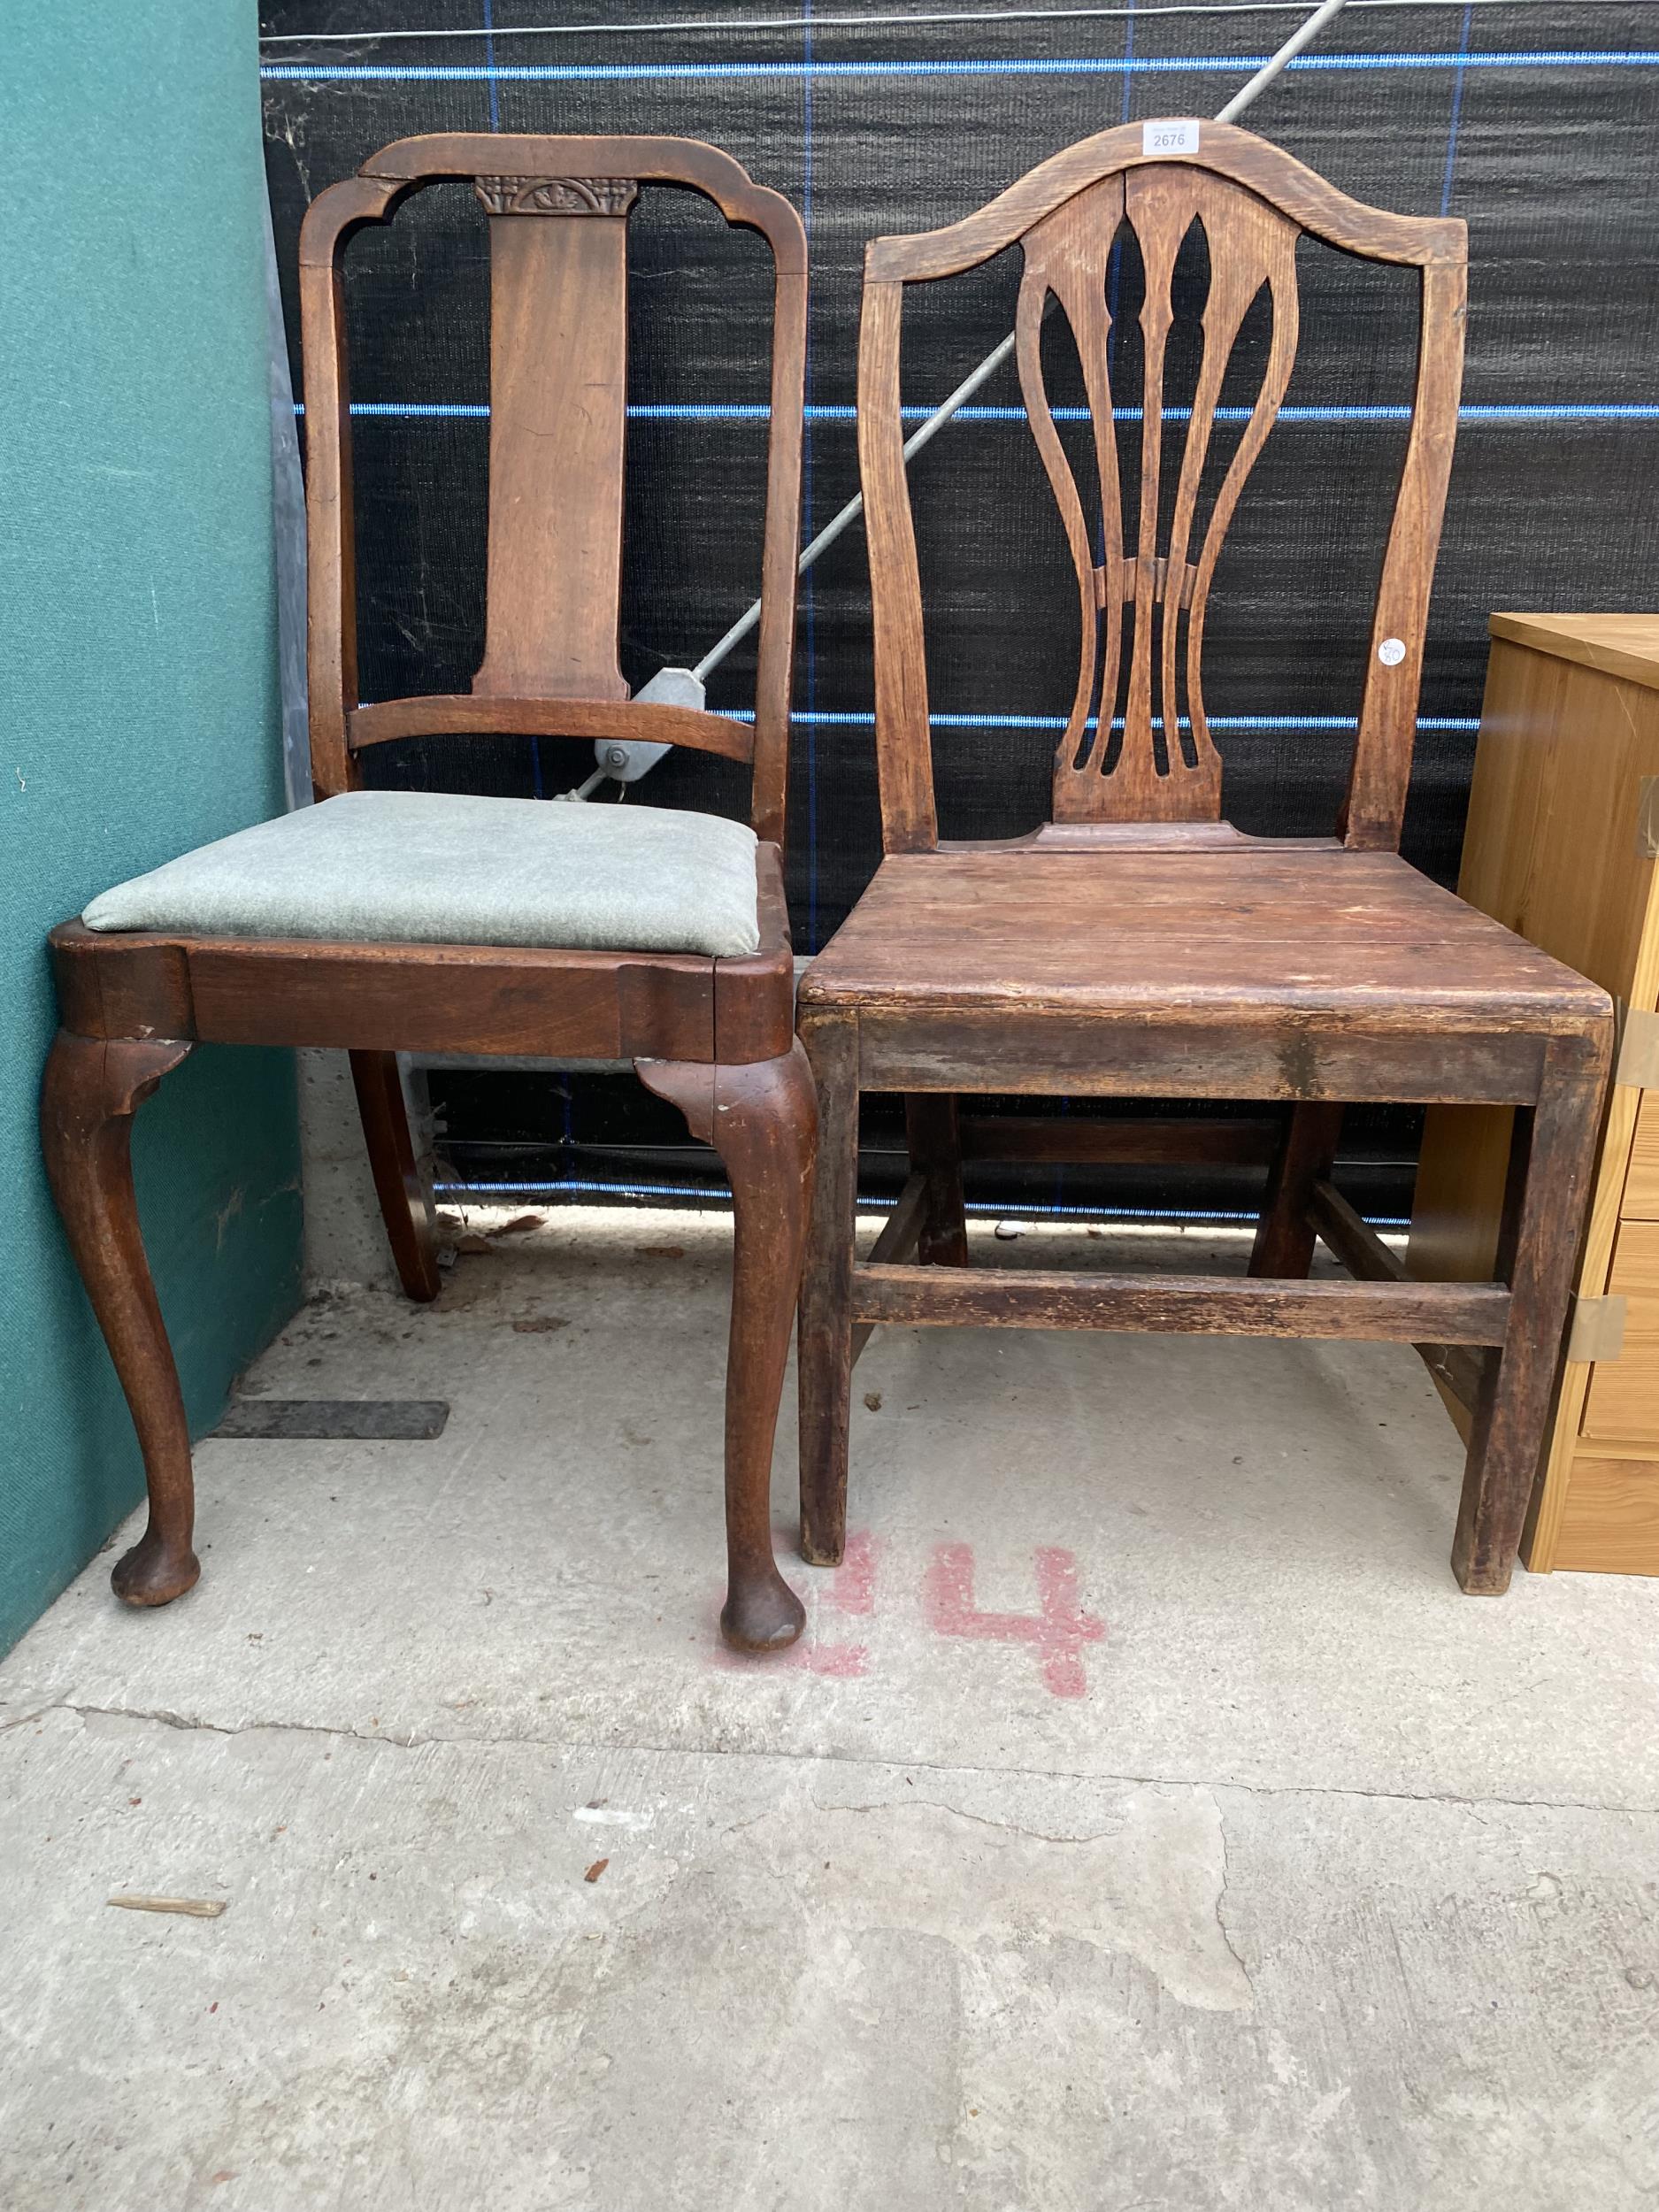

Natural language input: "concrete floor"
[4,1208,1659,2210]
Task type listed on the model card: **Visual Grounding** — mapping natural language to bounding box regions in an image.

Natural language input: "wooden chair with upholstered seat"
[795,119,1611,1595]
[41,134,816,1653]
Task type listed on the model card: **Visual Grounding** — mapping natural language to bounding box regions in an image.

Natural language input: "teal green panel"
[0,2,303,1653]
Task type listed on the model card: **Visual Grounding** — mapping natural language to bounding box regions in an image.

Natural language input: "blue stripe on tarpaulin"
[300,401,1659,424]
[261,51,1659,82]
[431,1179,1410,1227]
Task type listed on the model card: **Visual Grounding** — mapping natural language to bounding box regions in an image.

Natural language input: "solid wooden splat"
[472,179,637,703]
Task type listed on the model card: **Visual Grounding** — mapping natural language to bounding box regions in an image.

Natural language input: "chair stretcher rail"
[849,1262,1511,1343]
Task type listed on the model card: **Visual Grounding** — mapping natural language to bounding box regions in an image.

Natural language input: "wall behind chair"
[0,2,303,1654]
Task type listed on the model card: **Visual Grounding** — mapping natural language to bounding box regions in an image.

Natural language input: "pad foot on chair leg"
[42,1030,202,1613]
[721,1566,807,1655]
[111,1527,201,1608]
[638,1041,818,1661]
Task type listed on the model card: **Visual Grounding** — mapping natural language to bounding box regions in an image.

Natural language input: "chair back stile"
[296,134,809,849]
[856,119,1466,856]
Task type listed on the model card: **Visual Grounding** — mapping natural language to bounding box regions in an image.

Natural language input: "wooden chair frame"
[795,120,1612,1594]
[41,134,816,1652]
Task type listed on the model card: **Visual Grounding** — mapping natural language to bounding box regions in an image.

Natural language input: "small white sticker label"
[1378,636,1407,666]
[1142,119,1200,156]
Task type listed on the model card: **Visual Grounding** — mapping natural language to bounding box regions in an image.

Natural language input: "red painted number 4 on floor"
[712,1535,1106,1696]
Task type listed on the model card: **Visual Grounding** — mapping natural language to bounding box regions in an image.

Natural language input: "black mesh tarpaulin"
[258,3,1659,1216]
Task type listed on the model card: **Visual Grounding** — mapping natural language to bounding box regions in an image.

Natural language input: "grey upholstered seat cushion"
[81,789,760,958]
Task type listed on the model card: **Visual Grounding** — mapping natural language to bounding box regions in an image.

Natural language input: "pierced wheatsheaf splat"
[1017,165,1300,822]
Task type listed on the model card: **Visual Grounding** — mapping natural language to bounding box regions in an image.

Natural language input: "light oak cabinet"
[1410,613,1659,1574]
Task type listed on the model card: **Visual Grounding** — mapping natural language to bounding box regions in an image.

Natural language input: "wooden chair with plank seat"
[795,119,1612,1594]
[40,134,816,1653]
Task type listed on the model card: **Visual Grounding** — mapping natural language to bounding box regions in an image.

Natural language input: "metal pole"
[689,0,1350,686]
[1213,0,1349,118]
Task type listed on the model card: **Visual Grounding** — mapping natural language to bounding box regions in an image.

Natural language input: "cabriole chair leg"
[640,1045,816,1651]
[40,1029,201,1607]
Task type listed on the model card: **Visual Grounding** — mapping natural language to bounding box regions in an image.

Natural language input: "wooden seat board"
[802,848,1609,1025]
